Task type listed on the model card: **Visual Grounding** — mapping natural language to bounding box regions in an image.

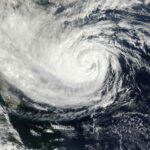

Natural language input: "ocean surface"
[0,0,150,150]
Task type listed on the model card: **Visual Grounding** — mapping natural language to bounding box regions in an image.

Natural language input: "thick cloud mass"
[1,0,150,150]
[0,0,128,107]
[0,0,150,109]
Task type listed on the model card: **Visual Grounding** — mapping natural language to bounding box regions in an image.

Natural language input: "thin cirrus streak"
[0,0,149,108]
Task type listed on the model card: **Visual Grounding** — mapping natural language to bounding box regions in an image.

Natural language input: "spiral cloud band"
[0,0,149,108]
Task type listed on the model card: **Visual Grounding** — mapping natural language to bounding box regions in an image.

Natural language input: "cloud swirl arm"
[0,0,149,109]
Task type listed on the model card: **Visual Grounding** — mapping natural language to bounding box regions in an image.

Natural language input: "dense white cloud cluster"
[0,0,147,107]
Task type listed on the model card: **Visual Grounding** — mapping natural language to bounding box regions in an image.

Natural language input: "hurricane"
[0,0,150,150]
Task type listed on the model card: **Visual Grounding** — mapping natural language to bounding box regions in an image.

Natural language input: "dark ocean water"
[0,0,150,150]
